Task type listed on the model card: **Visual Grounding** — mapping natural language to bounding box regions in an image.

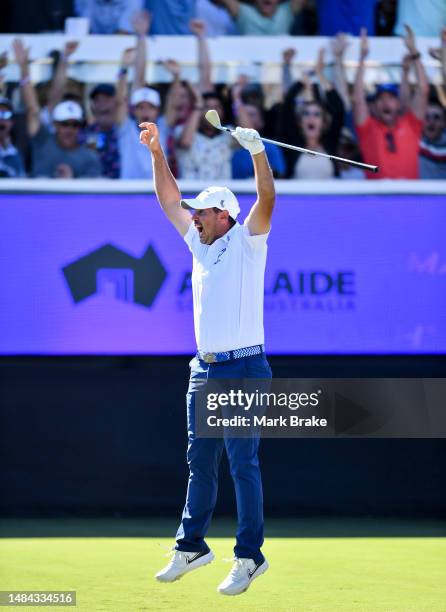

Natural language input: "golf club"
[205,109,379,174]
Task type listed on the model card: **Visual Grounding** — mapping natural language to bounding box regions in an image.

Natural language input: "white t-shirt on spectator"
[174,128,233,180]
[195,0,239,36]
[293,154,334,179]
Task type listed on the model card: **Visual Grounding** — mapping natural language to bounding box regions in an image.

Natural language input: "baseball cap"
[131,87,161,107]
[181,186,240,221]
[90,83,116,99]
[52,100,83,122]
[375,83,399,98]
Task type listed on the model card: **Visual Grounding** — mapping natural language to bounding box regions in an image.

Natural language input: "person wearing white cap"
[115,10,167,179]
[140,120,275,596]
[14,39,101,178]
[27,98,101,178]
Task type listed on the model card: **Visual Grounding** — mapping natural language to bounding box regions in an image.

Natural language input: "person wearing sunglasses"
[27,100,102,179]
[419,101,446,179]
[353,26,428,179]
[0,97,25,178]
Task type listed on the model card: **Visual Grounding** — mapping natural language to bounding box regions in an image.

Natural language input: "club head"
[205,109,221,129]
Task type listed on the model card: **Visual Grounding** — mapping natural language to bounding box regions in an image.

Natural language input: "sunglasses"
[302,109,322,118]
[385,131,396,153]
[0,110,12,120]
[58,121,81,128]
[426,112,443,121]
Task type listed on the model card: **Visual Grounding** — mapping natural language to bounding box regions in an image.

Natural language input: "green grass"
[1,519,446,611]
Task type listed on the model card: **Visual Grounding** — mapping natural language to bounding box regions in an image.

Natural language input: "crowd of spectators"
[0,3,446,180]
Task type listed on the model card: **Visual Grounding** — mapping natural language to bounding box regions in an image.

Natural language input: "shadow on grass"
[1,517,445,538]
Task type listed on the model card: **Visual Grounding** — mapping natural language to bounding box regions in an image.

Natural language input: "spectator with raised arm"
[279,48,345,178]
[116,11,164,179]
[419,101,446,179]
[39,41,80,129]
[231,78,285,178]
[85,82,122,179]
[429,28,446,107]
[0,97,25,178]
[331,33,355,132]
[175,89,233,179]
[174,20,236,179]
[157,20,213,176]
[75,0,144,34]
[220,0,306,35]
[13,39,100,179]
[353,26,428,179]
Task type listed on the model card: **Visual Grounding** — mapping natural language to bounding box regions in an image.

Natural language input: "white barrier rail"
[1,178,445,195]
[0,34,443,85]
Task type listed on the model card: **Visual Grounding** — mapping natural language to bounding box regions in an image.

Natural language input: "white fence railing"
[0,34,443,85]
[1,179,445,195]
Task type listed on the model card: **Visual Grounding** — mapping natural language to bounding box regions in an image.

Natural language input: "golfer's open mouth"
[195,221,204,234]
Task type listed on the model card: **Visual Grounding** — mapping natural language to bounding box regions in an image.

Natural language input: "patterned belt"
[197,344,264,364]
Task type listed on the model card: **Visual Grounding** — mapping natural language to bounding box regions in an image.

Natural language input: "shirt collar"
[218,221,240,244]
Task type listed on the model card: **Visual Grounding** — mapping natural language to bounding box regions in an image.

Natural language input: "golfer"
[139,119,275,596]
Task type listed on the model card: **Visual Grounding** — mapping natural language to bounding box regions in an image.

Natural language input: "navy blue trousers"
[175,353,272,564]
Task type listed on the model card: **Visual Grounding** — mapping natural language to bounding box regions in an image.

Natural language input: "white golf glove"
[232,126,265,156]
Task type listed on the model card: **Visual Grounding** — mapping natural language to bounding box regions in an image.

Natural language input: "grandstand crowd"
[0,0,446,180]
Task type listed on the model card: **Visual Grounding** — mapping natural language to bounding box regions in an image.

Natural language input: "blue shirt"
[232,142,285,179]
[317,0,377,36]
[146,0,195,35]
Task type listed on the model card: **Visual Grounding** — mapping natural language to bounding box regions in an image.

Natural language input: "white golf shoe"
[217,557,269,595]
[155,549,214,582]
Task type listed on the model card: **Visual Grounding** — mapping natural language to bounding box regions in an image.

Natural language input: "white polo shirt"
[184,220,269,353]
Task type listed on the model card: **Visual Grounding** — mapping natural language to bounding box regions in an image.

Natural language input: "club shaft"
[218,125,378,173]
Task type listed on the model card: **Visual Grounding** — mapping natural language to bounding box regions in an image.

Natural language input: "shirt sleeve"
[241,222,269,251]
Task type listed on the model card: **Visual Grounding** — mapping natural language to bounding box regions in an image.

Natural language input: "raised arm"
[13,38,41,137]
[232,128,275,235]
[139,122,191,236]
[282,48,296,96]
[115,47,135,125]
[162,60,183,127]
[402,25,428,121]
[177,86,203,149]
[132,10,151,93]
[190,19,213,94]
[314,48,333,93]
[428,28,446,105]
[331,33,351,111]
[47,41,79,113]
[353,28,370,127]
[231,76,254,128]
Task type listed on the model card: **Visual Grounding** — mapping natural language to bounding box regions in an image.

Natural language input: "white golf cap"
[52,100,83,122]
[181,186,240,220]
[131,87,161,107]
